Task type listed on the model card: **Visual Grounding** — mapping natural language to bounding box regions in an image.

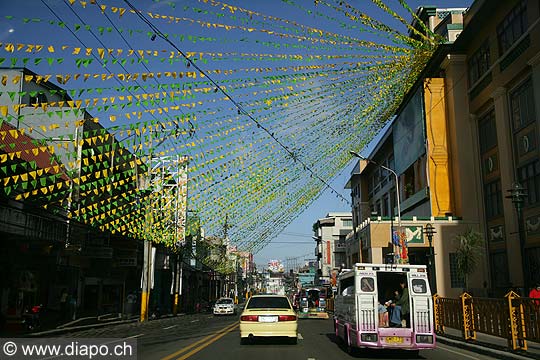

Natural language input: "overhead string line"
[121,0,352,207]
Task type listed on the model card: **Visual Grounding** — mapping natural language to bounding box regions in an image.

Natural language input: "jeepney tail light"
[416,335,433,343]
[278,315,297,321]
[240,315,258,321]
[361,333,378,342]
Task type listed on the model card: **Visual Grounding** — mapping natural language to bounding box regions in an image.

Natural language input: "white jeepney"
[333,263,435,355]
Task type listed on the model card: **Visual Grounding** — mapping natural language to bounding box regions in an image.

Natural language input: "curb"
[27,318,139,337]
[27,313,186,337]
[437,335,538,360]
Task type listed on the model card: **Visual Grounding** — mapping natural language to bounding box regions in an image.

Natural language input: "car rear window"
[246,297,291,309]
[216,298,233,304]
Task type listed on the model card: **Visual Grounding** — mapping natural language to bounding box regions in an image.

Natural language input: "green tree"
[453,228,484,291]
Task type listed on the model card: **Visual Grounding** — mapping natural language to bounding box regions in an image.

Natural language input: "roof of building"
[0,121,70,181]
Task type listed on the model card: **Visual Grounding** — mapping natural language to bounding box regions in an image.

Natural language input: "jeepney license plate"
[258,316,278,323]
[386,336,403,343]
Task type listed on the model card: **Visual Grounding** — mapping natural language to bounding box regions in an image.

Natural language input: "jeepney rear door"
[356,269,377,332]
[408,271,433,333]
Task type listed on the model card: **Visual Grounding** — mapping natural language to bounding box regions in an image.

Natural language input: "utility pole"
[172,253,183,315]
[141,128,157,322]
[221,215,238,302]
[223,214,230,239]
[172,157,188,315]
[140,239,153,322]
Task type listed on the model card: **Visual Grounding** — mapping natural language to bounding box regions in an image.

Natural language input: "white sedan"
[239,295,298,344]
[213,297,236,315]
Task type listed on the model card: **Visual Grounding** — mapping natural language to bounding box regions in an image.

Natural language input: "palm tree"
[454,228,484,292]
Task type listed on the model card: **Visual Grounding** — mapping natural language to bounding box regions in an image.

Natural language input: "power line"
[271,241,313,244]
[279,232,314,238]
[43,0,180,156]
[91,0,210,169]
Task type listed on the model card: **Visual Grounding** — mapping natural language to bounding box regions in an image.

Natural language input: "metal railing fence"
[434,291,540,351]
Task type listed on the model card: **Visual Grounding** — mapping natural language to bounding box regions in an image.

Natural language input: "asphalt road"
[59,312,500,360]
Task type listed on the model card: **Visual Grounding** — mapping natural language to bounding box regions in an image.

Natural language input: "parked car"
[239,294,297,345]
[213,297,236,316]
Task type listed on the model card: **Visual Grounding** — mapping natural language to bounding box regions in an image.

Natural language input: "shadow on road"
[241,337,297,346]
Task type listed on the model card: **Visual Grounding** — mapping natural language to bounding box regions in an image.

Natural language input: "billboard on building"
[392,87,425,175]
[268,259,284,273]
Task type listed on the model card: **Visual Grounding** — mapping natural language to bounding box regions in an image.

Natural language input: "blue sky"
[0,0,472,268]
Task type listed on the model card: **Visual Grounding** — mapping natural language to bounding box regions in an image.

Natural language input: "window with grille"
[490,252,510,288]
[478,110,497,153]
[518,160,540,206]
[449,253,465,288]
[382,195,389,217]
[468,40,490,86]
[510,78,535,130]
[484,180,503,220]
[497,0,527,55]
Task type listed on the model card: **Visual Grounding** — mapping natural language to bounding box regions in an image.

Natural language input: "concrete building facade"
[447,0,540,294]
[313,212,352,285]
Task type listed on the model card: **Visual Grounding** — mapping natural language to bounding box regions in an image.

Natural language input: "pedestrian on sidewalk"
[69,292,77,321]
[529,283,540,306]
[59,288,68,322]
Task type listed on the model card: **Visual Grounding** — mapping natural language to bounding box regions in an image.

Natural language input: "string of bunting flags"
[0,0,445,257]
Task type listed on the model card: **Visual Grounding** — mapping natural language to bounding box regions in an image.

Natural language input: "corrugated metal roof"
[0,122,70,181]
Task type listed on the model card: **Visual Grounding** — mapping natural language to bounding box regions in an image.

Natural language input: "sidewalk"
[24,311,200,338]
[437,327,540,360]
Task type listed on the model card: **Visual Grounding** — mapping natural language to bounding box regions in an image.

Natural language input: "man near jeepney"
[391,280,410,327]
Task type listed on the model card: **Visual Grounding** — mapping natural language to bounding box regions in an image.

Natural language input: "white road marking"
[437,343,484,360]
[191,319,200,323]
[307,358,316,360]
[163,325,177,330]
[101,334,145,345]
[298,333,304,340]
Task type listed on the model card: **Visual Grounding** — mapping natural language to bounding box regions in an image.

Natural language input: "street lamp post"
[349,151,403,264]
[312,235,322,284]
[506,182,528,293]
[424,223,437,294]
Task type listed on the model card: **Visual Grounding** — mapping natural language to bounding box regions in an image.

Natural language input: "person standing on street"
[529,283,540,306]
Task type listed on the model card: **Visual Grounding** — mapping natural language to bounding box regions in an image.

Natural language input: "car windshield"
[216,298,233,304]
[246,297,291,309]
